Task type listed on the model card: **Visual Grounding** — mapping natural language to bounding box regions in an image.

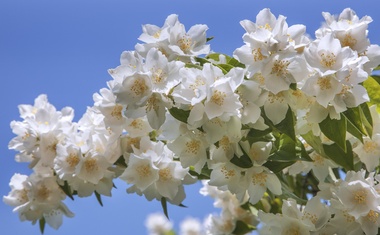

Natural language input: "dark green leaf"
[297,139,313,162]
[230,154,253,168]
[168,107,190,124]
[301,131,325,155]
[343,107,367,135]
[346,120,364,142]
[263,161,295,174]
[359,103,373,137]
[114,155,127,168]
[319,115,347,151]
[278,179,308,204]
[371,75,380,84]
[262,107,296,141]
[58,181,74,200]
[206,36,214,42]
[189,164,212,180]
[39,218,46,234]
[95,191,103,207]
[232,220,256,235]
[323,141,354,170]
[269,134,297,162]
[161,197,169,220]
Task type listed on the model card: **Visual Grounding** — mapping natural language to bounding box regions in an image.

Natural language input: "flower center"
[178,35,192,53]
[317,77,332,90]
[111,105,123,120]
[131,78,148,97]
[84,158,98,173]
[252,172,267,186]
[66,153,80,168]
[159,167,172,181]
[185,140,201,155]
[363,140,378,153]
[271,59,290,78]
[320,52,336,68]
[210,90,227,106]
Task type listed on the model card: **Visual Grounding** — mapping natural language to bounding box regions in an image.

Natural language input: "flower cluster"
[5,8,380,235]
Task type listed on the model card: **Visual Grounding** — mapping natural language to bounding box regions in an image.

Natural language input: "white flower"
[237,80,267,125]
[244,166,282,204]
[302,73,342,108]
[240,140,272,166]
[76,150,114,185]
[204,76,243,120]
[263,90,290,125]
[112,71,152,107]
[335,179,380,219]
[120,152,159,191]
[353,134,380,172]
[304,33,354,76]
[180,217,204,235]
[317,8,373,53]
[209,161,246,199]
[287,151,337,182]
[261,53,308,94]
[3,173,74,229]
[145,212,173,235]
[143,47,184,94]
[168,129,208,173]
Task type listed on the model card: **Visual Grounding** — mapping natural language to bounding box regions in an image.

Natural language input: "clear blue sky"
[1,0,380,234]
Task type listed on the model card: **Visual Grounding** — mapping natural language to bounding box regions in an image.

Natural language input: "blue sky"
[1,0,380,234]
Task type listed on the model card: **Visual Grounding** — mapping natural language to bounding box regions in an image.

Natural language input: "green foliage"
[161,197,169,220]
[232,220,256,235]
[39,218,46,234]
[364,76,380,112]
[319,115,347,151]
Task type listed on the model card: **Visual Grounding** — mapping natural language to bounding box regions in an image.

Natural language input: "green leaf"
[185,63,202,70]
[95,191,103,207]
[189,164,212,179]
[161,197,169,220]
[206,36,214,42]
[343,107,367,135]
[278,179,308,204]
[269,134,297,162]
[168,107,190,124]
[232,220,256,235]
[194,57,210,66]
[319,115,347,151]
[371,75,380,85]
[114,155,127,168]
[346,120,364,142]
[226,56,245,68]
[230,154,253,168]
[205,53,222,61]
[215,63,234,73]
[323,141,354,170]
[58,181,74,200]
[263,107,296,141]
[297,139,313,162]
[39,217,46,234]
[373,65,380,71]
[263,161,295,174]
[301,131,325,155]
[359,103,373,137]
[364,76,380,113]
